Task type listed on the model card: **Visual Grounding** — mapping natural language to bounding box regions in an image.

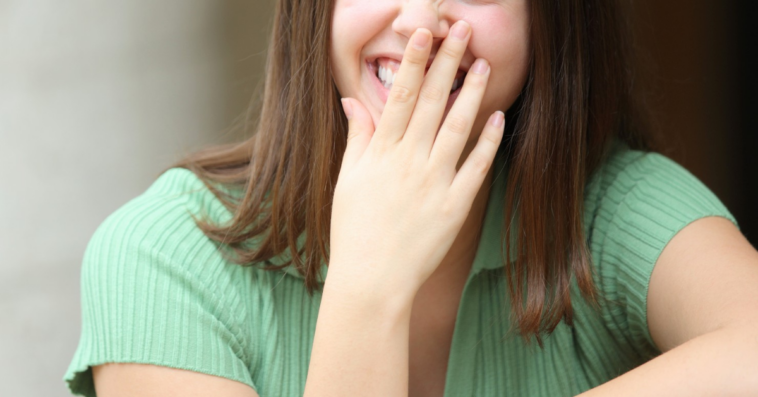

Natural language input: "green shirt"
[64,140,738,396]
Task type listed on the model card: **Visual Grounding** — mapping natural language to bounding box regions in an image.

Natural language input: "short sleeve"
[589,149,739,359]
[63,169,257,396]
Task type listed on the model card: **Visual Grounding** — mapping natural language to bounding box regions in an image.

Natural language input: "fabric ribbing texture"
[64,139,739,396]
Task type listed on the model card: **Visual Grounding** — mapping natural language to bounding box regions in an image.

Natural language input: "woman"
[64,0,758,396]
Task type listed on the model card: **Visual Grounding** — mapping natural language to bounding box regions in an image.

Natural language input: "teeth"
[378,65,396,88]
[377,63,464,93]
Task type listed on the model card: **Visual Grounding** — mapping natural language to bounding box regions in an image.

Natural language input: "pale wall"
[0,1,271,395]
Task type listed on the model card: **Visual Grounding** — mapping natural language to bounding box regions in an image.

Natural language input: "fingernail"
[451,21,470,40]
[341,98,353,120]
[491,111,505,128]
[413,29,430,49]
[471,58,489,75]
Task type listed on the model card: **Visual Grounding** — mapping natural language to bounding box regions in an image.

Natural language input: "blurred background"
[1,1,756,395]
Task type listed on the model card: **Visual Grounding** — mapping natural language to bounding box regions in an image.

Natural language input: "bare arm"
[92,363,260,397]
[577,217,758,396]
[302,274,414,397]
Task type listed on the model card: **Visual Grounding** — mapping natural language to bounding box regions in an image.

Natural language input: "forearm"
[303,270,415,397]
[577,323,758,397]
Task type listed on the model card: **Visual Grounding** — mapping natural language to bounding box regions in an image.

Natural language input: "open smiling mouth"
[367,57,468,101]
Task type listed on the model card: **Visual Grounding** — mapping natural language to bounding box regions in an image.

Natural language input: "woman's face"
[330,0,530,137]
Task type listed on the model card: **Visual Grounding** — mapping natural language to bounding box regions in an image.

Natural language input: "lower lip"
[366,60,463,111]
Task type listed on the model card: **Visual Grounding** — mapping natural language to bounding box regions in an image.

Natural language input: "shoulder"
[66,168,261,394]
[79,167,259,320]
[81,166,254,316]
[94,167,232,237]
[585,140,738,242]
[580,140,738,357]
[85,167,236,280]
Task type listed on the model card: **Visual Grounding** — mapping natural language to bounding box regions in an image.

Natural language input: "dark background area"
[633,1,758,244]
[734,1,758,245]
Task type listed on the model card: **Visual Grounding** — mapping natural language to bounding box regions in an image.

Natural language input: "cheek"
[330,3,389,89]
[468,11,529,69]
[331,2,389,59]
[467,12,530,107]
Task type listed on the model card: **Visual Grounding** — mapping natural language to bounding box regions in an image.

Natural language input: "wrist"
[322,262,417,319]
[306,262,414,397]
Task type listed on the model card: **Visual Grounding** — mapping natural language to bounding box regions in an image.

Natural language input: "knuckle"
[389,85,414,104]
[465,74,487,89]
[439,45,459,60]
[394,145,415,171]
[482,129,500,144]
[470,155,491,175]
[445,114,469,135]
[398,160,413,179]
[440,199,458,218]
[406,52,427,67]
[397,144,416,166]
[419,172,435,191]
[346,131,361,145]
[419,84,445,104]
[416,163,437,190]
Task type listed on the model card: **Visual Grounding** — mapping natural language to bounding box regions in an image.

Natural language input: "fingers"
[373,28,432,145]
[427,57,491,173]
[403,20,472,152]
[340,98,375,170]
[449,111,505,203]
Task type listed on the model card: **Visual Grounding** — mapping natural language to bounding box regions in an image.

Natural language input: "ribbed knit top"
[64,139,738,396]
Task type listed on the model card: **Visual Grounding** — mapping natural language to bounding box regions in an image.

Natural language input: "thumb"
[340,97,375,170]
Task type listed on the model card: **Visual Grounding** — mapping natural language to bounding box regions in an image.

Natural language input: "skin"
[325,1,529,394]
[92,1,758,396]
[576,217,758,396]
[328,0,530,299]
[319,22,508,397]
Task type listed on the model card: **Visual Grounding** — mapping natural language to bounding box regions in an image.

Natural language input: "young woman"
[65,0,758,396]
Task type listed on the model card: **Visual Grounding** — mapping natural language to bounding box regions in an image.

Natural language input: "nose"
[392,0,451,44]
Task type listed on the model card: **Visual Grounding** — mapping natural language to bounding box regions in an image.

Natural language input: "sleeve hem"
[595,152,739,359]
[64,358,258,397]
[639,213,739,353]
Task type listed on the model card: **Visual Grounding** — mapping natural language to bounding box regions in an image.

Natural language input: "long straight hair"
[173,0,662,344]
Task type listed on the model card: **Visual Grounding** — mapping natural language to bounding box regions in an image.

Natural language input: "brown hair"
[173,0,662,344]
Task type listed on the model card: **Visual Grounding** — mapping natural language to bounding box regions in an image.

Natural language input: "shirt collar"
[467,149,511,277]
[275,150,511,283]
